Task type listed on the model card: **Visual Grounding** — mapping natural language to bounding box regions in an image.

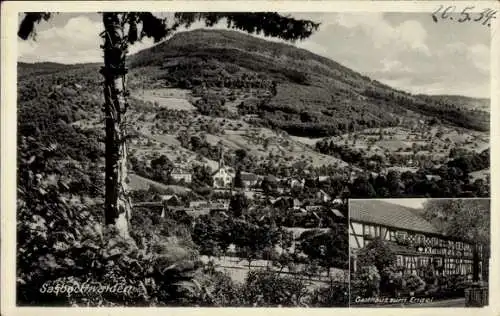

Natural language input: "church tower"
[218,142,225,170]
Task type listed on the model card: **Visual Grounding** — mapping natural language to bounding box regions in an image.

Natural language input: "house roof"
[330,209,344,218]
[212,167,235,176]
[171,167,191,174]
[241,172,259,181]
[161,194,179,201]
[349,199,440,235]
[425,174,442,181]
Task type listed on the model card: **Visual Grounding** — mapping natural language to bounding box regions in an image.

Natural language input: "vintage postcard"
[1,1,498,315]
[349,198,490,307]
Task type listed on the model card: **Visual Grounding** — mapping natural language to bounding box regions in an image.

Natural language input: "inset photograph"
[349,198,489,307]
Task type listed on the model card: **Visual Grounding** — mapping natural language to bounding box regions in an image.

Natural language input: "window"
[364,225,377,237]
[397,255,403,267]
[434,258,442,267]
[389,231,396,241]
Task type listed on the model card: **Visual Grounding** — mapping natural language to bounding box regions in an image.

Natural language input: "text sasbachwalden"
[40,281,135,297]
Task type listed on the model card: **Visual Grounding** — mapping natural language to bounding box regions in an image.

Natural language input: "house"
[292,198,302,209]
[317,176,329,183]
[170,167,192,183]
[159,195,183,217]
[241,172,260,188]
[332,198,344,205]
[271,196,294,209]
[213,199,230,209]
[288,178,305,189]
[316,189,331,203]
[425,174,442,182]
[189,200,208,209]
[349,200,483,279]
[161,194,182,206]
[305,205,323,212]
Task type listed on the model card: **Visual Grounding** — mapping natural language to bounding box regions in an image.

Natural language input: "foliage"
[229,193,248,217]
[150,155,175,183]
[192,215,232,257]
[297,225,349,270]
[351,265,380,298]
[357,237,396,273]
[240,270,309,307]
[261,175,278,195]
[191,165,214,188]
[379,266,403,295]
[17,147,202,306]
[349,176,377,198]
[233,169,245,189]
[418,264,436,286]
[308,281,349,307]
[402,274,426,293]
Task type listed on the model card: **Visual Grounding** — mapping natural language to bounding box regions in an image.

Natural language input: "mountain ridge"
[18,29,489,135]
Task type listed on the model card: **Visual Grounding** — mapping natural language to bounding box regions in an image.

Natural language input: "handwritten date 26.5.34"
[431,6,496,27]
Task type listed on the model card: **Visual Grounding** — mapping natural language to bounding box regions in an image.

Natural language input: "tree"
[357,237,396,273]
[19,12,320,237]
[233,168,245,189]
[192,165,214,187]
[350,176,377,198]
[261,175,278,196]
[422,199,490,282]
[298,225,349,273]
[229,193,248,217]
[151,154,174,183]
[234,149,248,168]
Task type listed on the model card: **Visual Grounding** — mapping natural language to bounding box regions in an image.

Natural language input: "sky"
[17,12,491,98]
[383,198,427,209]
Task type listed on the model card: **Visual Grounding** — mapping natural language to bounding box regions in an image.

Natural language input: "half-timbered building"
[349,200,483,280]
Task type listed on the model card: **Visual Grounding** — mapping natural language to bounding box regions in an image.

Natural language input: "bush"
[240,270,309,307]
[379,266,403,296]
[402,274,426,294]
[357,237,396,273]
[418,264,437,286]
[351,265,380,298]
[309,281,349,307]
[17,146,204,307]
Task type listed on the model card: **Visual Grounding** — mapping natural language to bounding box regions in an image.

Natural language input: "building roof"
[241,172,259,181]
[171,167,191,175]
[349,199,440,235]
[212,166,235,177]
[330,209,345,218]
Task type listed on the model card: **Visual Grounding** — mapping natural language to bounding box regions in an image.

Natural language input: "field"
[200,255,348,286]
[132,88,197,111]
[325,125,489,162]
[126,88,351,170]
[128,173,192,194]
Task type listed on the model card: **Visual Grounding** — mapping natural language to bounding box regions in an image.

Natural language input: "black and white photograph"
[349,198,490,307]
[0,0,496,312]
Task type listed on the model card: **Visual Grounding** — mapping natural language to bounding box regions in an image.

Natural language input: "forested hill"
[417,95,490,112]
[127,28,489,135]
[19,28,489,137]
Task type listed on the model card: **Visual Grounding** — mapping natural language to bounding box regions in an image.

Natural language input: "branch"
[18,12,53,40]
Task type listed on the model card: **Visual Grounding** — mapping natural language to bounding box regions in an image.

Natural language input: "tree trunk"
[101,13,131,238]
[472,244,480,282]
